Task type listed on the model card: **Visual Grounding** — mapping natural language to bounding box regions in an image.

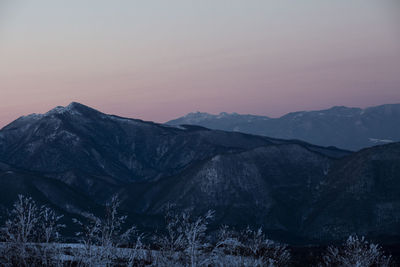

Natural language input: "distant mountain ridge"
[167,104,400,150]
[0,102,399,245]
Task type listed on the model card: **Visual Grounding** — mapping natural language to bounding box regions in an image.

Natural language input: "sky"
[0,0,399,127]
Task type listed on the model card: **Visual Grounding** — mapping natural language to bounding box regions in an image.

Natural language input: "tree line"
[0,195,394,266]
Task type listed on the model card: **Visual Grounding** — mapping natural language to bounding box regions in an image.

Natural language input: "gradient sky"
[1,0,399,127]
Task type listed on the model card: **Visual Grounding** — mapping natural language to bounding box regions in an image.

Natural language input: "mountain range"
[0,102,399,245]
[167,104,400,151]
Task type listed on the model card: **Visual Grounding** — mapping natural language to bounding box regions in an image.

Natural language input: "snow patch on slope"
[369,138,394,144]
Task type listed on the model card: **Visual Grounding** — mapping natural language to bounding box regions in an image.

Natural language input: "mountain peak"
[181,112,214,123]
[66,101,89,109]
[45,102,98,117]
[66,101,81,109]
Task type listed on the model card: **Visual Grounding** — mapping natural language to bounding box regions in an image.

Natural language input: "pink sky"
[1,1,399,128]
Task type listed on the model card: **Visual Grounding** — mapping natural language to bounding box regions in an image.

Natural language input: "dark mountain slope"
[167,104,400,150]
[0,161,102,223]
[303,142,400,243]
[120,143,333,242]
[119,142,400,244]
[0,102,347,199]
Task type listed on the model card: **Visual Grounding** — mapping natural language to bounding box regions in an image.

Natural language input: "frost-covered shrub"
[1,195,40,266]
[153,207,187,266]
[72,194,138,266]
[153,207,214,267]
[211,225,243,267]
[0,195,64,266]
[237,227,291,267]
[211,225,291,267]
[37,206,65,266]
[320,235,393,267]
[72,213,102,266]
[182,210,214,267]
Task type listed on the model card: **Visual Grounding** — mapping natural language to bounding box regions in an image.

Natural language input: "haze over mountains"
[167,104,400,151]
[0,102,399,244]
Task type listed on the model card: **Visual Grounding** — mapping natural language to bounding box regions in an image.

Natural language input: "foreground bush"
[211,226,291,267]
[0,195,64,266]
[320,235,393,267]
[72,195,144,266]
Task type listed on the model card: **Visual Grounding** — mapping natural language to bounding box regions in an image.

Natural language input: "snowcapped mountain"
[167,104,400,151]
[0,102,399,244]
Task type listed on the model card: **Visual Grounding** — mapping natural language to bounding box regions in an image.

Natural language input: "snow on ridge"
[21,113,44,120]
[292,112,305,119]
[163,124,187,130]
[217,112,230,119]
[107,115,148,126]
[45,103,83,117]
[182,112,215,123]
[369,138,394,144]
[180,111,270,123]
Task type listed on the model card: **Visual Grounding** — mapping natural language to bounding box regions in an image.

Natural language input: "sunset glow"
[1,0,399,127]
